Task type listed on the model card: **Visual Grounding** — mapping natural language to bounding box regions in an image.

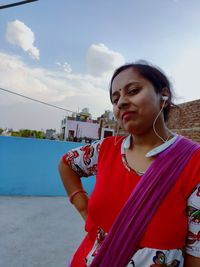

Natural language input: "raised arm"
[58,140,101,221]
[59,159,89,221]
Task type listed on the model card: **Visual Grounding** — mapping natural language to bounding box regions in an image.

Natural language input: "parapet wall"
[0,136,95,196]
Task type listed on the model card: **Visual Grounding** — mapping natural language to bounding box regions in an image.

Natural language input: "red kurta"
[68,137,200,266]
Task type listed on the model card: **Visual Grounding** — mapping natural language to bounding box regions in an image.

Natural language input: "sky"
[0,0,200,132]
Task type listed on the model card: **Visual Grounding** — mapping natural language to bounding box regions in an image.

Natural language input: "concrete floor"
[0,197,85,267]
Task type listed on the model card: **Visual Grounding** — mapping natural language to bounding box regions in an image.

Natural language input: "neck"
[130,126,171,152]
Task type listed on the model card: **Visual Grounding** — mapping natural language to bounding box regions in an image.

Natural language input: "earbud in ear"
[161,96,168,101]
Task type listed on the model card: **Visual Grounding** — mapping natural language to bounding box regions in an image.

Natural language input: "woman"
[59,62,200,267]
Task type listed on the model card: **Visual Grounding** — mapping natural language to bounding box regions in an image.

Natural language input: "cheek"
[139,98,160,116]
[113,106,120,119]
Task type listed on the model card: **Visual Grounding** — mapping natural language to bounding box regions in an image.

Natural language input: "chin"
[123,124,138,135]
[123,127,137,134]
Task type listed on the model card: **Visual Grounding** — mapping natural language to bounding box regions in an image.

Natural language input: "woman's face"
[111,67,163,135]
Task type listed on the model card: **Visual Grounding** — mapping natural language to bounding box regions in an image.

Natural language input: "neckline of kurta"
[121,134,178,175]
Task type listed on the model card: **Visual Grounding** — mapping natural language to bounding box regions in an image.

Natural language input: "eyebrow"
[111,81,141,99]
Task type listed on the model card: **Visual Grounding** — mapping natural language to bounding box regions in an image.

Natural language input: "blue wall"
[0,136,95,196]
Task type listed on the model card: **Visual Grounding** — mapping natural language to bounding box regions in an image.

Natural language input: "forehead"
[111,68,146,92]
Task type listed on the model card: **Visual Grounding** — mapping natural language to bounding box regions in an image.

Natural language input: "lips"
[121,111,136,120]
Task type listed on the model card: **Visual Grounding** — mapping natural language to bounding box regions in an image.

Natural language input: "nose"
[117,94,130,109]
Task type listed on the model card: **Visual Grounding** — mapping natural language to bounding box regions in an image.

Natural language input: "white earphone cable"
[152,98,169,143]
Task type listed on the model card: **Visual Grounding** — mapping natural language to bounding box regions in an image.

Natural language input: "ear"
[160,87,170,107]
[161,87,170,99]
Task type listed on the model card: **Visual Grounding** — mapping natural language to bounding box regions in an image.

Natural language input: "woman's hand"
[184,254,200,267]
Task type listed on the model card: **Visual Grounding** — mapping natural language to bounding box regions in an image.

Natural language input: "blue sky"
[0,0,200,131]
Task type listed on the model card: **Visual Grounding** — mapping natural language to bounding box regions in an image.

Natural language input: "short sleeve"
[186,183,200,257]
[62,140,102,177]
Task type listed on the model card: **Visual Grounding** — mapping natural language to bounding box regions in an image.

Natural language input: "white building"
[61,118,100,141]
[61,108,116,141]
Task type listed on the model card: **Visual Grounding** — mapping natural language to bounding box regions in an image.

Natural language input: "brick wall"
[167,99,200,143]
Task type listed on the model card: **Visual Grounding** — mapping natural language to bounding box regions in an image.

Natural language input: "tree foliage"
[11,129,44,139]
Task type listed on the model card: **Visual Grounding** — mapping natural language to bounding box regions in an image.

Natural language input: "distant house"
[45,129,57,140]
[60,109,100,142]
[1,128,12,136]
[97,110,117,138]
[61,119,99,142]
[61,109,130,142]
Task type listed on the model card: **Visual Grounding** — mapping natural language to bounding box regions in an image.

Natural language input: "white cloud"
[56,62,72,73]
[0,53,67,102]
[1,38,200,132]
[0,43,126,130]
[6,20,40,60]
[86,43,125,77]
[0,52,113,131]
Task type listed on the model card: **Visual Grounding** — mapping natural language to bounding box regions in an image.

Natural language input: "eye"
[127,87,141,95]
[112,97,119,105]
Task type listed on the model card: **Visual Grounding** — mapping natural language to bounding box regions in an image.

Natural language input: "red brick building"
[167,99,200,143]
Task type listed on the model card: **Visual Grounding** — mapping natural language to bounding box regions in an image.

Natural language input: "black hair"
[109,62,173,121]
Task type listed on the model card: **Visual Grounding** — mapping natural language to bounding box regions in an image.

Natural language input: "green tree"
[11,131,20,137]
[33,130,44,139]
[11,129,44,139]
[20,129,33,137]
